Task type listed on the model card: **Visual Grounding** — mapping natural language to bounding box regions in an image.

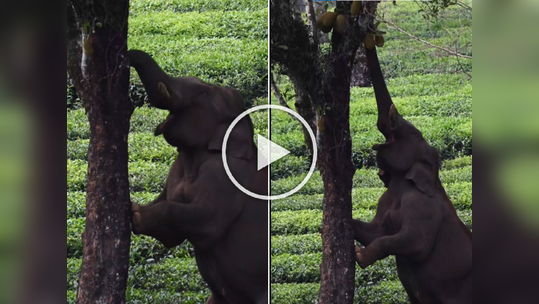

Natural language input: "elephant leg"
[205,292,230,304]
[137,224,185,248]
[405,290,421,304]
[131,200,214,241]
[352,218,384,246]
[255,290,268,304]
[355,223,426,269]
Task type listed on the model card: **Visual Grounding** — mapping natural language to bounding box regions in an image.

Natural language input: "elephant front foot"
[131,202,145,234]
[355,245,376,269]
[205,292,229,304]
[131,202,163,234]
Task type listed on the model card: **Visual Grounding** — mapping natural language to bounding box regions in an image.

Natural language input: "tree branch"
[381,17,472,59]
[270,72,314,154]
[457,1,472,11]
[270,73,298,120]
[307,0,319,47]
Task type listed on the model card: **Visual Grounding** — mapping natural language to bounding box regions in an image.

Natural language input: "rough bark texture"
[351,47,371,87]
[271,1,376,303]
[67,1,132,303]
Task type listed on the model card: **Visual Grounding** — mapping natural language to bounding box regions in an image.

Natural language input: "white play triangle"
[256,134,290,171]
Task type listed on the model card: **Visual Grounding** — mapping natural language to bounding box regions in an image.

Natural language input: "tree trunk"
[316,23,360,304]
[351,47,371,87]
[270,1,365,303]
[67,1,132,303]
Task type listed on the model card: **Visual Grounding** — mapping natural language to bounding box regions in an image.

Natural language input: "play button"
[256,135,290,171]
[222,105,317,200]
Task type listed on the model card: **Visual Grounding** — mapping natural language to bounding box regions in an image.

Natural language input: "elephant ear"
[208,117,254,160]
[208,87,254,160]
[405,145,440,197]
[378,169,391,188]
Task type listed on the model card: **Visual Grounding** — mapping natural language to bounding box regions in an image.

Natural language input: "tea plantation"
[67,0,267,302]
[269,2,471,303]
[67,0,471,303]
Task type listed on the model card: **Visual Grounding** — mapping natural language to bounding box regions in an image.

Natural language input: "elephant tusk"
[154,114,175,136]
[157,82,172,101]
[389,104,401,129]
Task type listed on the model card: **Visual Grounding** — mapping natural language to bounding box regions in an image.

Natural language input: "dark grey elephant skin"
[351,47,472,304]
[128,50,268,304]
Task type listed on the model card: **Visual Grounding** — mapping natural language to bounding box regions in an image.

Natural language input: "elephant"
[351,47,472,304]
[127,50,268,304]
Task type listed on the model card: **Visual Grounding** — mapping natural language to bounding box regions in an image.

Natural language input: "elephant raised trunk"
[365,48,399,140]
[128,50,173,110]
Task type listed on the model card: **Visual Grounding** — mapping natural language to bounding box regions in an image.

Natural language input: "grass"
[67,0,472,303]
[268,1,472,302]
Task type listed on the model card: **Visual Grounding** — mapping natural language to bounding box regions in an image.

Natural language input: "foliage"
[66,0,473,302]
[129,0,267,15]
[67,1,267,109]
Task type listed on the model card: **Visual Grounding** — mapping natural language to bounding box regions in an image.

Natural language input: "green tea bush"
[349,74,471,100]
[128,37,267,103]
[271,253,322,284]
[129,10,267,40]
[67,259,210,303]
[271,165,471,197]
[67,191,159,219]
[271,210,323,236]
[67,218,195,261]
[129,0,267,14]
[129,107,169,134]
[128,258,205,292]
[270,154,311,180]
[271,252,399,285]
[270,283,320,304]
[68,158,470,197]
[67,110,90,140]
[350,88,472,118]
[271,209,472,237]
[125,289,209,304]
[377,48,472,79]
[69,288,211,304]
[67,1,472,302]
[271,281,408,304]
[68,0,268,108]
[354,280,408,304]
[270,234,322,256]
[68,103,267,141]
[442,155,472,170]
[68,160,170,192]
[270,111,471,170]
[270,180,470,213]
[67,258,81,290]
[67,191,86,218]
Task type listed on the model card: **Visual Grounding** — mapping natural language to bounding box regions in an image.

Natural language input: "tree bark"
[351,47,371,87]
[67,1,132,303]
[270,1,369,303]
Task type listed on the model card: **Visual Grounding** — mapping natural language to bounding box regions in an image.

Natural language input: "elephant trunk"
[365,48,395,140]
[128,50,173,110]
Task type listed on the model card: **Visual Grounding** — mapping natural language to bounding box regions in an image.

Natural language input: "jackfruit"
[317,12,338,33]
[351,2,362,16]
[364,34,376,50]
[334,14,347,35]
[375,35,385,47]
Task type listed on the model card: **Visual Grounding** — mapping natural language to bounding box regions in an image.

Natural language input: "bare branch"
[381,17,472,59]
[457,1,472,11]
[455,43,472,79]
[270,72,302,123]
